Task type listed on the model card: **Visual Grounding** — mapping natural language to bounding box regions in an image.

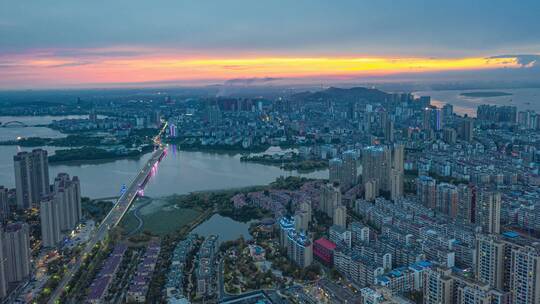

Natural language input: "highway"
[47,123,168,303]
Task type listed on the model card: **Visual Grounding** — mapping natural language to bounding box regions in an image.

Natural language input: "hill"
[291,87,390,103]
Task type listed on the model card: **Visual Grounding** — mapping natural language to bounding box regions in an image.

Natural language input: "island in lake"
[460,91,513,98]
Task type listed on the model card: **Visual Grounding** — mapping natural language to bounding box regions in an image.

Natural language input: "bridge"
[0,121,28,128]
[48,123,168,303]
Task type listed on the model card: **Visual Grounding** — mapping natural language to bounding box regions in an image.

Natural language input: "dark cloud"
[223,77,283,86]
[1,1,539,57]
[489,55,540,67]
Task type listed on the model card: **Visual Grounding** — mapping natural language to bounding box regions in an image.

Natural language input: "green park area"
[120,196,204,236]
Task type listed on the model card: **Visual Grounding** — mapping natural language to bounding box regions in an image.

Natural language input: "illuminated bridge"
[0,121,28,128]
[47,146,167,303]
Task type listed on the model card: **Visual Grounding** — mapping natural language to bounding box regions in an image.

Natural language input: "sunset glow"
[0,51,525,88]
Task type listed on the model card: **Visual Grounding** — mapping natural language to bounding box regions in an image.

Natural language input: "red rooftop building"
[313,237,336,266]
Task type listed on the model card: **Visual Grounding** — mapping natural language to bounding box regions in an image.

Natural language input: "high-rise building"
[475,190,501,234]
[0,186,8,222]
[294,212,309,232]
[423,268,453,304]
[423,108,432,131]
[362,146,390,192]
[299,201,312,222]
[279,217,295,249]
[320,183,341,218]
[53,173,81,232]
[14,149,50,209]
[342,150,358,189]
[475,234,504,290]
[364,179,378,201]
[443,128,457,144]
[329,158,343,185]
[460,119,474,142]
[40,196,62,248]
[509,245,540,304]
[286,230,313,268]
[333,205,347,228]
[362,144,403,196]
[442,104,454,119]
[0,230,7,299]
[391,144,404,175]
[417,176,437,209]
[436,183,458,217]
[3,222,30,283]
[390,169,404,201]
[384,120,395,143]
[351,222,370,244]
[457,184,475,224]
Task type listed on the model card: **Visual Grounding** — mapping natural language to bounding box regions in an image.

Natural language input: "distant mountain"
[291,87,390,103]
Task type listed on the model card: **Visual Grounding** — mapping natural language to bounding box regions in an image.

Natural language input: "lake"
[191,214,252,242]
[414,88,540,117]
[0,116,327,198]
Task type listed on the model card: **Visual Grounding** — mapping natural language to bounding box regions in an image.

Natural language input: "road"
[47,123,168,303]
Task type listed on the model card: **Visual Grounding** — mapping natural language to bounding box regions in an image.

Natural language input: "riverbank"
[48,146,153,164]
[240,154,327,173]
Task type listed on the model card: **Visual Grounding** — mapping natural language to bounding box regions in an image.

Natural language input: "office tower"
[0,186,8,221]
[333,205,347,228]
[461,119,474,142]
[436,183,458,217]
[510,245,540,304]
[442,128,457,144]
[457,184,475,224]
[53,173,81,232]
[3,222,30,283]
[0,230,6,299]
[40,197,62,248]
[342,150,358,189]
[286,230,313,268]
[417,176,437,209]
[14,149,50,209]
[390,169,403,201]
[329,158,343,185]
[475,234,504,290]
[475,190,501,234]
[320,183,341,218]
[364,179,378,201]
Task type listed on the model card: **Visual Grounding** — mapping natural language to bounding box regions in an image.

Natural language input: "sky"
[1,0,540,89]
